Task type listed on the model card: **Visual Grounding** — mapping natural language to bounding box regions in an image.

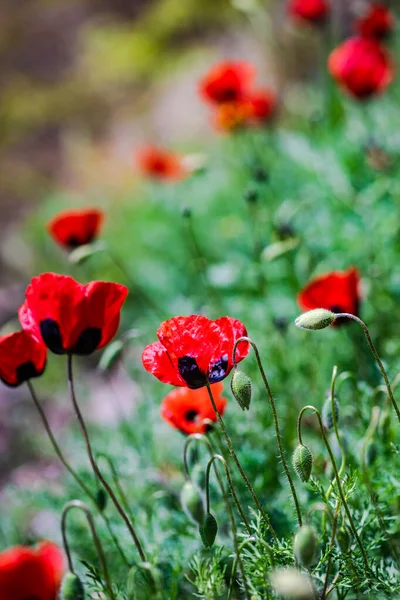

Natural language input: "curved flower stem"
[233,336,303,527]
[205,382,277,541]
[297,405,370,573]
[325,366,346,503]
[96,453,135,525]
[67,355,146,562]
[335,313,400,425]
[26,381,129,567]
[228,536,274,600]
[61,500,116,600]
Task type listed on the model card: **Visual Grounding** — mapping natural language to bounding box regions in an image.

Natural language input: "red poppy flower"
[328,37,394,100]
[136,146,187,181]
[0,540,64,600]
[212,100,253,132]
[356,3,395,40]
[161,382,227,435]
[19,273,128,356]
[0,330,47,387]
[248,89,277,123]
[199,61,255,105]
[142,315,249,389]
[297,267,361,325]
[288,0,329,24]
[47,208,104,250]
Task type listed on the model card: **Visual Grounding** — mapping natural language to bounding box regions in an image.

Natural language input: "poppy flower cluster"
[0,540,64,600]
[142,315,249,389]
[288,0,329,25]
[297,267,361,326]
[355,3,395,41]
[161,382,227,435]
[199,61,277,132]
[136,145,188,181]
[47,208,104,250]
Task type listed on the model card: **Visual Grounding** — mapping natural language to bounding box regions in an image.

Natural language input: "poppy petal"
[0,331,47,387]
[83,281,129,351]
[47,209,104,250]
[36,541,65,597]
[142,341,184,386]
[214,316,249,368]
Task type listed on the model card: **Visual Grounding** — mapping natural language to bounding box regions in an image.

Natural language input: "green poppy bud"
[199,512,218,548]
[61,572,85,600]
[127,563,161,600]
[180,481,205,525]
[322,396,340,431]
[231,369,252,411]
[295,309,336,331]
[294,525,317,567]
[95,488,108,512]
[292,444,313,483]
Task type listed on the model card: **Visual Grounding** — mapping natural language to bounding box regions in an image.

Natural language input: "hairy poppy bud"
[180,481,205,525]
[231,369,252,411]
[294,525,317,567]
[292,444,313,483]
[61,572,85,600]
[322,396,340,431]
[337,527,350,554]
[199,512,218,548]
[127,563,161,600]
[95,488,107,512]
[295,309,336,331]
[270,567,316,600]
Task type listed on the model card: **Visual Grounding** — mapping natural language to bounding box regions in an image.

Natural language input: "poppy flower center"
[40,319,102,355]
[177,354,229,389]
[16,361,39,384]
[66,235,82,248]
[185,409,198,422]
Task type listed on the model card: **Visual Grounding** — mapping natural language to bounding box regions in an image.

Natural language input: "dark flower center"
[16,361,40,384]
[177,354,229,389]
[209,354,229,383]
[66,235,82,248]
[40,319,102,355]
[185,409,198,422]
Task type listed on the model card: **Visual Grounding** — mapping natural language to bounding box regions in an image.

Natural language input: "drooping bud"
[292,444,313,483]
[199,512,218,548]
[61,572,85,600]
[270,567,316,600]
[180,481,205,525]
[295,309,336,331]
[322,396,340,431]
[294,525,317,567]
[95,488,108,512]
[127,563,161,600]
[231,369,252,411]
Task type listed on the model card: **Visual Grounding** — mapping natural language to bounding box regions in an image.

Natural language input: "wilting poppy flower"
[161,382,227,434]
[199,61,255,105]
[288,0,329,24]
[356,3,395,40]
[19,273,128,356]
[328,37,394,100]
[297,267,361,325]
[142,315,249,389]
[136,146,187,181]
[47,208,104,250]
[0,330,47,387]
[0,540,64,600]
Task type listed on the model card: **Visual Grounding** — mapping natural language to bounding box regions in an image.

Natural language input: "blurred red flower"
[161,382,227,434]
[136,146,187,181]
[19,273,128,356]
[356,3,395,40]
[142,315,249,389]
[288,0,329,24]
[328,37,394,100]
[47,208,104,250]
[0,541,64,600]
[199,61,255,105]
[213,89,277,132]
[0,330,47,387]
[297,267,361,324]
[248,89,277,123]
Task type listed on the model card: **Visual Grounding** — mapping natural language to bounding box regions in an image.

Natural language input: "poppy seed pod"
[127,563,161,600]
[231,369,252,411]
[199,513,218,548]
[180,481,205,525]
[61,572,85,600]
[292,444,313,483]
[322,396,340,431]
[95,488,108,512]
[295,309,336,331]
[294,525,317,567]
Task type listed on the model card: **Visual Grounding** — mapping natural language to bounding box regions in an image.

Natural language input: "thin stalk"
[326,366,346,503]
[97,453,135,525]
[26,381,129,567]
[205,382,277,541]
[336,313,400,424]
[233,336,303,527]
[67,355,146,562]
[228,536,274,600]
[61,500,116,600]
[322,500,341,600]
[297,405,370,573]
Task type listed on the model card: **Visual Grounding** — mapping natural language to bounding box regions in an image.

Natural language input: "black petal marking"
[73,327,102,355]
[178,356,207,389]
[208,353,229,383]
[185,409,198,422]
[40,319,64,354]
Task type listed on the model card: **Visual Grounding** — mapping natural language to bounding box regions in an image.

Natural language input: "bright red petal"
[36,541,65,598]
[214,316,249,369]
[297,267,361,316]
[142,341,185,386]
[83,281,129,349]
[0,331,47,387]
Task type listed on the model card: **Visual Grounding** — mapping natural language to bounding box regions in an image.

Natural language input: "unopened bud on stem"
[295,309,336,331]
